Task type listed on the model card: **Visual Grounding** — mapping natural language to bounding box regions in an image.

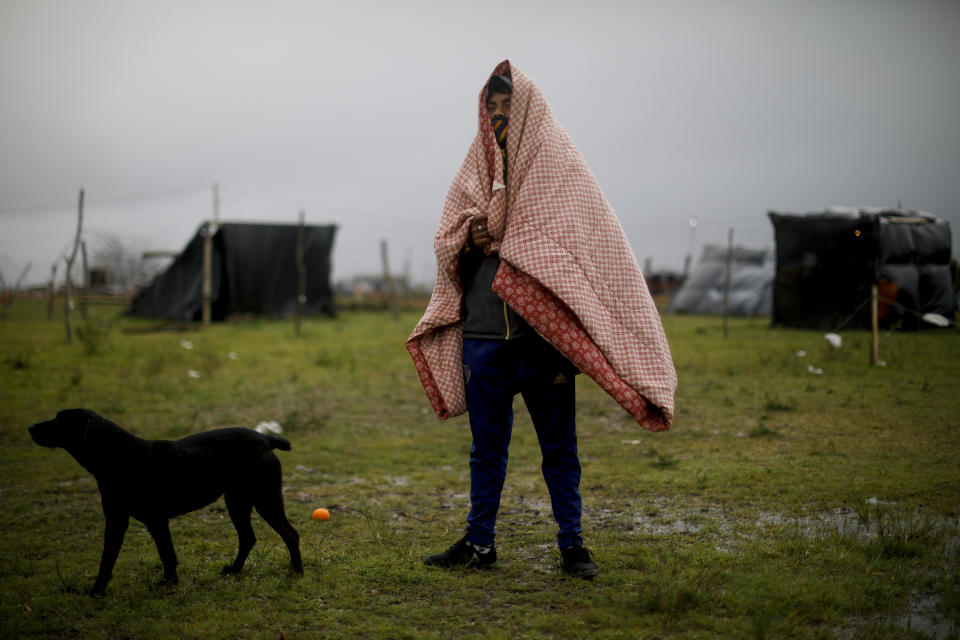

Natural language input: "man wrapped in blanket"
[409,61,677,579]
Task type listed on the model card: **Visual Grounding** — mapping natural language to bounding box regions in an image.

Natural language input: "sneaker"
[560,544,599,578]
[424,535,497,568]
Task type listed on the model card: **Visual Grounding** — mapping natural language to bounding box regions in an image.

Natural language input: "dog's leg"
[92,512,129,595]
[221,493,255,575]
[145,519,179,586]
[254,494,303,575]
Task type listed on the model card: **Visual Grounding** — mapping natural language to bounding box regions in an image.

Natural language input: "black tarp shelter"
[768,208,953,330]
[128,221,337,321]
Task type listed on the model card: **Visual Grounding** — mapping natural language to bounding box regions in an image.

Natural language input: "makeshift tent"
[768,208,953,330]
[668,244,773,316]
[128,222,337,321]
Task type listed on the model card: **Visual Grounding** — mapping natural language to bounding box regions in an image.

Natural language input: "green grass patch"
[1,300,958,638]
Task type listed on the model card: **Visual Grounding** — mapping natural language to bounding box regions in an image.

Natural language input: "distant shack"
[128,222,337,321]
[768,208,953,330]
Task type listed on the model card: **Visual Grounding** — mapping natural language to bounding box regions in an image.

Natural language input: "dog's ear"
[56,408,95,422]
[50,409,98,448]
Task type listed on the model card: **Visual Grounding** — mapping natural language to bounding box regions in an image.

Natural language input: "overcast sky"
[1,0,958,289]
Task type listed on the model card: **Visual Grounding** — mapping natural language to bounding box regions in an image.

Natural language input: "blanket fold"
[407,60,676,432]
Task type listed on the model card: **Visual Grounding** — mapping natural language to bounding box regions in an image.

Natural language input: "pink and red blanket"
[407,61,676,432]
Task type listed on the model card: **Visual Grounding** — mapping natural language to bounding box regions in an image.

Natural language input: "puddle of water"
[896,593,958,639]
[631,514,703,535]
[590,498,960,638]
[754,507,877,541]
[845,593,959,640]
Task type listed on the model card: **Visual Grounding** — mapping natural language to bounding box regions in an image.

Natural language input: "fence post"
[870,285,880,365]
[64,189,84,343]
[202,183,220,326]
[0,262,31,319]
[722,227,733,338]
[47,264,58,320]
[80,240,89,319]
[295,210,306,335]
[381,239,399,320]
[202,222,212,325]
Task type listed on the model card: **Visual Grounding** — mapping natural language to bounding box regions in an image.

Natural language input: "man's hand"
[470,217,492,248]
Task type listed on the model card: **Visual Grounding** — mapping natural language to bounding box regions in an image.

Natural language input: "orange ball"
[312,508,330,521]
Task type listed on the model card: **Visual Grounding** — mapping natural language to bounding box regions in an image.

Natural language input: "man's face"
[486,92,511,119]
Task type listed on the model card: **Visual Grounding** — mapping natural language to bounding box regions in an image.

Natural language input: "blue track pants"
[462,336,583,549]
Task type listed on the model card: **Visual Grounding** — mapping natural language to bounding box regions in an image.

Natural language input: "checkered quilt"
[407,61,676,432]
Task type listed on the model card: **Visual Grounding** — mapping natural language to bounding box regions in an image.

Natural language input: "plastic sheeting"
[669,245,773,316]
[768,209,953,330]
[128,222,337,321]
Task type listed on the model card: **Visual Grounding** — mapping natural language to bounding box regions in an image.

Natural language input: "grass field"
[1,298,958,639]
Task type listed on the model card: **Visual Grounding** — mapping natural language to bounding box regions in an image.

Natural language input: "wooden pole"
[202,183,220,325]
[0,263,29,318]
[295,210,306,335]
[64,188,84,343]
[202,222,212,325]
[722,227,733,338]
[80,240,89,319]
[47,264,58,320]
[12,263,31,291]
[380,239,399,320]
[870,284,880,366]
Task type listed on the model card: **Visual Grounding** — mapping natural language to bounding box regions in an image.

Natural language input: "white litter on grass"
[228,352,239,360]
[795,350,807,357]
[187,370,201,378]
[824,333,842,348]
[254,420,283,435]
[807,365,823,375]
[180,339,194,350]
[922,313,950,327]
[621,440,642,445]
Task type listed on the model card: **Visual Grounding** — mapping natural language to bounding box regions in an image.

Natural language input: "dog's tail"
[265,434,292,451]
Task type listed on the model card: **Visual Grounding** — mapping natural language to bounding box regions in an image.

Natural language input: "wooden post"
[80,240,89,319]
[870,284,880,366]
[202,183,220,326]
[684,217,698,281]
[202,222,212,325]
[14,262,31,291]
[722,227,733,338]
[0,262,33,318]
[295,210,306,335]
[380,239,399,320]
[64,189,84,343]
[47,264,58,320]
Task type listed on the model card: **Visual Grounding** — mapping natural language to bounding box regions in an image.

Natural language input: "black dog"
[29,408,303,594]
